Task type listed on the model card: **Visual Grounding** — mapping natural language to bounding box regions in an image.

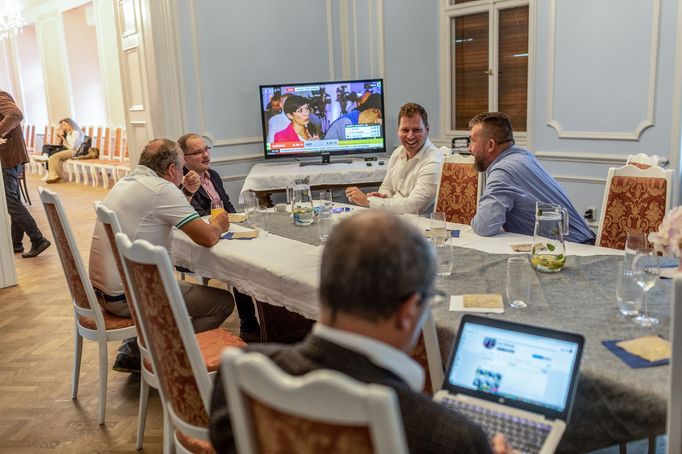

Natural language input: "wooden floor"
[0,172,236,453]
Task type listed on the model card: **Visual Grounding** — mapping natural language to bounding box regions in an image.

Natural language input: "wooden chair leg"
[136,379,150,449]
[71,331,83,399]
[97,340,108,425]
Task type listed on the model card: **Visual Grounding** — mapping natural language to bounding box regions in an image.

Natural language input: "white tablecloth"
[171,208,621,319]
[240,160,388,200]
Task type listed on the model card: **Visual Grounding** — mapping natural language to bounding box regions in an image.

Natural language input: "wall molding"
[534,150,628,165]
[554,175,606,185]
[212,154,263,166]
[220,174,249,183]
[546,0,660,140]
[213,137,262,147]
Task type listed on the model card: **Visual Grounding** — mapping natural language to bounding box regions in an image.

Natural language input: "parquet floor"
[0,172,236,453]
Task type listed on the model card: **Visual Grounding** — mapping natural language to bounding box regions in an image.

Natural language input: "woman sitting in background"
[45,118,83,183]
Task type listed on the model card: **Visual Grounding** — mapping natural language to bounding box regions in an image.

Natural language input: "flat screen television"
[259,78,385,165]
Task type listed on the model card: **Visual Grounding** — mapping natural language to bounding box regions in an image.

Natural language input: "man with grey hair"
[210,211,511,453]
[88,138,236,373]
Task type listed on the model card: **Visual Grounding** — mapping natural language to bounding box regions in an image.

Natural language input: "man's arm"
[470,174,514,236]
[0,92,23,139]
[179,212,229,247]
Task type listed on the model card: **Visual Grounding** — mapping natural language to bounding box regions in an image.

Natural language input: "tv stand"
[299,152,352,166]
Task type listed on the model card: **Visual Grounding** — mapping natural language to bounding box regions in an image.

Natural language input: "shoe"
[46,177,60,184]
[21,239,51,258]
[239,328,262,343]
[112,353,141,374]
[13,245,24,253]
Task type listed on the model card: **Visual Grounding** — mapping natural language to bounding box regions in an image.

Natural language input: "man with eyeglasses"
[468,112,595,244]
[210,211,514,453]
[178,133,261,342]
[178,133,236,215]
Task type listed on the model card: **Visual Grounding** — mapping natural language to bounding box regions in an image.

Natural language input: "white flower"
[649,207,682,257]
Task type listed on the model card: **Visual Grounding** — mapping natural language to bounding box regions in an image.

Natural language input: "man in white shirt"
[89,138,235,372]
[345,102,442,214]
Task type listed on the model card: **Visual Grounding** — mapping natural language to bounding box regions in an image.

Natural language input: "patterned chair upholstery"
[220,349,409,454]
[434,154,483,224]
[596,165,673,250]
[39,187,136,426]
[115,233,244,453]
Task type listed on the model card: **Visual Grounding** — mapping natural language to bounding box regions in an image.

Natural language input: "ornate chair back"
[434,153,484,224]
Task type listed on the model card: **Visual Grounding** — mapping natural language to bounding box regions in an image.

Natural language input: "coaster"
[450,294,504,313]
[221,230,257,240]
[616,335,671,362]
[511,243,532,252]
[602,337,670,368]
[228,213,247,223]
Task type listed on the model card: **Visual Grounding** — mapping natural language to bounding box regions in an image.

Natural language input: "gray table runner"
[252,211,673,452]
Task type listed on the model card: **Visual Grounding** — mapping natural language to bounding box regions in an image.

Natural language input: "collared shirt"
[89,165,200,296]
[63,130,84,151]
[199,171,221,203]
[368,138,443,214]
[471,145,595,243]
[313,323,425,392]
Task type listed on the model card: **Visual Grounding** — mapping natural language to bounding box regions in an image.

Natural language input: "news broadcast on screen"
[259,78,386,161]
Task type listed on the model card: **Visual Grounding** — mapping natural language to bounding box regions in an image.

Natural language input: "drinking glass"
[254,207,269,237]
[243,191,258,221]
[403,201,421,229]
[433,239,454,277]
[430,212,447,245]
[318,209,333,243]
[319,189,333,210]
[624,232,647,269]
[506,257,530,308]
[616,262,642,316]
[210,200,224,221]
[286,182,295,208]
[631,250,660,327]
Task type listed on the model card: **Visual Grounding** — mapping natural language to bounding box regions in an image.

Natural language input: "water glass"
[318,209,333,243]
[319,189,333,210]
[430,212,447,245]
[403,202,421,229]
[254,207,269,237]
[286,182,295,207]
[631,250,660,327]
[210,200,224,221]
[616,262,642,316]
[624,232,647,268]
[506,257,530,308]
[433,239,454,277]
[243,191,258,221]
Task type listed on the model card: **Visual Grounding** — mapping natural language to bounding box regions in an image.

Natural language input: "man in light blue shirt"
[468,112,595,244]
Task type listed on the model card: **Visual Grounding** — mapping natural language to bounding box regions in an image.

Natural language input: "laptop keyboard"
[442,397,552,454]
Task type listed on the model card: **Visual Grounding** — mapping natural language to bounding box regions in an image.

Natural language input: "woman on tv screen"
[273,95,320,143]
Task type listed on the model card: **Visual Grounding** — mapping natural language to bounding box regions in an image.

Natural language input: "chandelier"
[0,1,25,41]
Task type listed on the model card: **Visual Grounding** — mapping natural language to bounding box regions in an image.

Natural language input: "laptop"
[434,315,584,454]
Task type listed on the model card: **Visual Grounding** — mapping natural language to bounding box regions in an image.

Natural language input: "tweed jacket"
[209,335,492,454]
[0,90,29,168]
[183,167,236,216]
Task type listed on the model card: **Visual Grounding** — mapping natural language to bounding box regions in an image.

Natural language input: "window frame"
[440,0,535,148]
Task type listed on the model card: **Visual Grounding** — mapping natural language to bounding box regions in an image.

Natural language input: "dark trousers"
[2,164,44,247]
[233,288,259,332]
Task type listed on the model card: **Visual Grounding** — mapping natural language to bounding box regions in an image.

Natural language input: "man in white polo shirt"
[345,102,443,214]
[88,138,235,373]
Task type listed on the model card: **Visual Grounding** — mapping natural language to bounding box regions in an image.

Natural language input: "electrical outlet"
[584,206,597,221]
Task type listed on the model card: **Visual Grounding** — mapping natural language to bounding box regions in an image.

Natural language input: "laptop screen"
[445,316,583,419]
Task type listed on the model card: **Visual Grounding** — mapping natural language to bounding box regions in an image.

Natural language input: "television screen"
[259,78,385,162]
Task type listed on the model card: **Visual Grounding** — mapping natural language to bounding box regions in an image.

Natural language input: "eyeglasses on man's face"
[185,146,211,157]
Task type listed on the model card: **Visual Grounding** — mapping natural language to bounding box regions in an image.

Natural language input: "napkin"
[450,294,504,313]
[221,231,257,240]
[602,336,671,368]
[511,243,532,252]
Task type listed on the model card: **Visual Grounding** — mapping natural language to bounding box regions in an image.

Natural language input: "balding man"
[88,138,236,373]
[210,211,513,453]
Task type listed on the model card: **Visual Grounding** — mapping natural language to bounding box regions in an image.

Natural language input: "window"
[444,0,531,139]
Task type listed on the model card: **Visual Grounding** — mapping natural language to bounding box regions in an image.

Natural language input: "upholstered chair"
[115,233,244,453]
[409,308,444,396]
[434,154,484,224]
[596,165,673,250]
[39,187,137,425]
[220,348,409,454]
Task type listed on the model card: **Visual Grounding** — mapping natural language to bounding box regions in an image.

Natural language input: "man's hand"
[490,433,518,454]
[0,138,6,145]
[367,191,387,198]
[345,186,370,207]
[182,170,201,195]
[210,210,230,234]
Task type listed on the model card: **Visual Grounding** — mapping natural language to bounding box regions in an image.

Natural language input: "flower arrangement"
[648,206,682,257]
